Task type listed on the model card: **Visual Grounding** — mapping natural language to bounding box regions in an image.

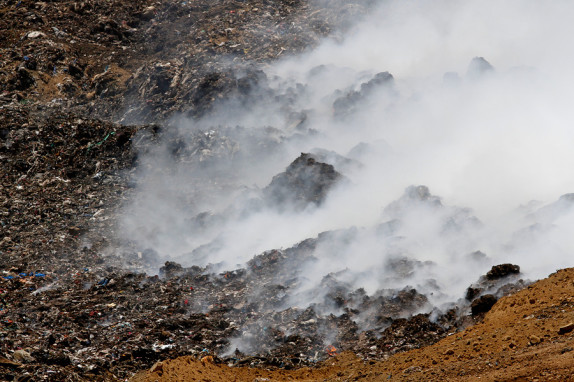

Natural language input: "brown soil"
[134,268,574,382]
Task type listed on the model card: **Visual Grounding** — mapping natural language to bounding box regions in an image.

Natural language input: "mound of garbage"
[2,1,574,381]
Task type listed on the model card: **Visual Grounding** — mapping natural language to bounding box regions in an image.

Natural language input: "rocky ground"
[2,1,574,381]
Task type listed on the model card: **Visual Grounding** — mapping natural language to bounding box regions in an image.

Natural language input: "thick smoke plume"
[119,0,574,352]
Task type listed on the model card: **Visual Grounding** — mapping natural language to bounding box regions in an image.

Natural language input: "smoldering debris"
[332,71,395,117]
[3,0,574,380]
[263,153,343,210]
[0,237,528,378]
[466,57,495,79]
[118,42,574,368]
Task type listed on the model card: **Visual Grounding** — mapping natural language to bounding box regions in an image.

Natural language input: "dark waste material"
[264,153,343,210]
[486,264,521,280]
[471,294,498,316]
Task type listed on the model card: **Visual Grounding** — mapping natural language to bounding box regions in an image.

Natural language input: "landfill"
[2,0,574,381]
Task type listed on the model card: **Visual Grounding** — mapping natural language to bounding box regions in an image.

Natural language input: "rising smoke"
[119,0,574,352]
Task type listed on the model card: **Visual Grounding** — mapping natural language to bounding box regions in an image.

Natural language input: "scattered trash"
[25,31,46,39]
[87,131,116,151]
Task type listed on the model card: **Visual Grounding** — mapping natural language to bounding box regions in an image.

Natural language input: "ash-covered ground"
[2,0,574,381]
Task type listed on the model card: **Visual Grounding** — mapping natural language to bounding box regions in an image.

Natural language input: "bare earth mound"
[134,268,574,381]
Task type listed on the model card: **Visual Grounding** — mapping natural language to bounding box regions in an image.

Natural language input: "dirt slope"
[134,268,574,381]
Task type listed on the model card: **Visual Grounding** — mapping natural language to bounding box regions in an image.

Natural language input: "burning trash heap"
[2,0,574,381]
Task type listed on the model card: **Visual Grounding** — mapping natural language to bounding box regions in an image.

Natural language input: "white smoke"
[120,0,574,320]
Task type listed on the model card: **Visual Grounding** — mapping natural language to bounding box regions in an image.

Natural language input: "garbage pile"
[0,0,376,124]
[0,0,155,119]
[0,218,526,381]
[264,153,343,210]
[0,103,529,380]
[0,104,140,272]
[0,98,532,382]
[0,1,543,381]
[0,103,145,380]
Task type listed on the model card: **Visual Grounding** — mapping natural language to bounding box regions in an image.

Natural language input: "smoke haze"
[119,0,574,344]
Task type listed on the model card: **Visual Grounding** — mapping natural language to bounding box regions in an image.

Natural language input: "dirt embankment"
[134,267,574,381]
